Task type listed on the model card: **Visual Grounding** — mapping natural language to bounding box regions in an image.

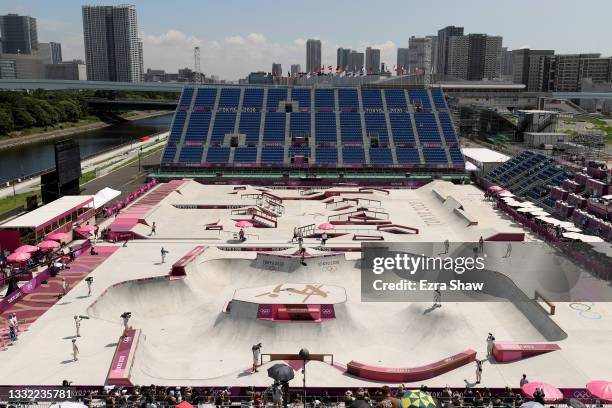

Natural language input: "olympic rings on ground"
[579,310,602,320]
[570,302,592,312]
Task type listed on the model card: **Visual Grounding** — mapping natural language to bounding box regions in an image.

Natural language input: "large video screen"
[54,139,81,186]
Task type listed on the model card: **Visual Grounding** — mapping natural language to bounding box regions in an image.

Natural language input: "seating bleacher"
[364,112,389,144]
[178,145,203,163]
[162,145,177,163]
[218,88,241,108]
[408,89,432,110]
[238,111,262,144]
[438,112,458,145]
[315,112,337,143]
[315,147,338,164]
[430,88,447,110]
[263,112,286,144]
[242,88,264,109]
[168,111,186,143]
[384,89,407,110]
[342,147,365,164]
[338,88,359,110]
[414,112,441,144]
[267,88,288,111]
[396,148,421,165]
[423,147,448,165]
[449,148,464,164]
[340,112,363,144]
[205,146,230,163]
[361,89,383,110]
[193,87,216,109]
[210,112,236,143]
[389,112,416,145]
[261,146,285,163]
[369,147,393,164]
[233,147,257,163]
[179,87,194,108]
[184,111,211,143]
[315,89,335,110]
[290,112,311,137]
[291,88,311,110]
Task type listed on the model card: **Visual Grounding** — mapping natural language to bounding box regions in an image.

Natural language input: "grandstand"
[158,85,464,182]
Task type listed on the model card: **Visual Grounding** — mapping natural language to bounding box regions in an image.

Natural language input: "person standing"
[74,315,82,337]
[520,374,529,387]
[478,236,484,254]
[94,225,99,242]
[121,312,131,332]
[60,277,69,297]
[298,236,304,253]
[161,247,169,263]
[486,333,496,357]
[86,277,93,296]
[504,243,512,258]
[292,228,298,243]
[72,339,79,361]
[321,232,328,246]
[433,288,442,308]
[252,343,262,373]
[475,358,483,384]
[444,239,450,254]
[150,222,156,236]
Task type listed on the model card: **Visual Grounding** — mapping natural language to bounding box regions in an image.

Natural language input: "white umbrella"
[49,402,88,408]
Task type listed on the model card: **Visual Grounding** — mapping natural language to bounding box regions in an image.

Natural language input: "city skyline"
[2,0,612,80]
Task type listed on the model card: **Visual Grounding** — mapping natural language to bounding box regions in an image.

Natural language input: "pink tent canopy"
[488,185,503,192]
[318,223,336,230]
[7,252,31,263]
[39,240,61,251]
[522,382,563,402]
[14,245,39,253]
[235,220,253,228]
[587,381,612,402]
[79,224,96,232]
[497,190,514,197]
[47,232,70,241]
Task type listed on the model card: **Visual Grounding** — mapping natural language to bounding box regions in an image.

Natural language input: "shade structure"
[400,390,436,408]
[7,251,31,263]
[39,240,61,251]
[267,363,295,382]
[47,232,70,241]
[78,224,96,232]
[14,245,39,254]
[497,190,514,197]
[587,381,612,402]
[318,223,336,230]
[488,185,503,192]
[176,402,194,408]
[522,382,563,402]
[520,403,544,408]
[235,220,253,228]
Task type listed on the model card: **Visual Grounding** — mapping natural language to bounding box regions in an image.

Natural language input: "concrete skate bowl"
[86,252,564,385]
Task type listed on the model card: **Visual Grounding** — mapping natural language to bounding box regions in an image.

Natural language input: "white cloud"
[246,33,266,44]
[224,35,245,45]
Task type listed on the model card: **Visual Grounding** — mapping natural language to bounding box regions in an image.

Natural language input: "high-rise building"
[45,60,86,80]
[290,64,301,75]
[436,25,464,75]
[337,47,351,70]
[306,39,321,73]
[427,35,438,74]
[365,47,380,74]
[0,14,38,54]
[447,33,502,80]
[37,42,63,64]
[548,53,611,92]
[511,48,554,92]
[407,36,433,77]
[272,63,282,76]
[348,50,364,73]
[82,4,143,82]
[501,47,513,77]
[0,53,45,79]
[137,38,144,80]
[397,48,409,75]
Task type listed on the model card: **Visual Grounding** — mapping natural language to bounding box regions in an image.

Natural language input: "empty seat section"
[289,146,311,157]
[449,148,464,163]
[238,111,261,144]
[291,88,311,109]
[184,111,211,143]
[364,112,389,144]
[414,112,441,144]
[290,112,311,137]
[233,147,257,163]
[389,112,415,145]
[315,112,337,143]
[315,147,338,164]
[315,89,335,110]
[422,148,448,164]
[369,148,393,164]
[210,112,236,143]
[361,89,383,110]
[205,146,230,163]
[263,112,286,143]
[340,112,363,143]
[242,88,264,109]
[430,88,447,110]
[261,146,285,163]
[338,88,359,110]
[178,145,203,163]
[218,88,241,108]
[384,89,407,110]
[193,87,217,109]
[179,87,194,108]
[438,112,458,144]
[267,88,288,111]
[396,148,421,164]
[408,89,432,110]
[342,147,365,164]
[168,111,186,142]
[161,145,177,163]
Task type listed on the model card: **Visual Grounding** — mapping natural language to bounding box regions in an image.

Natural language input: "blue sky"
[2,0,611,80]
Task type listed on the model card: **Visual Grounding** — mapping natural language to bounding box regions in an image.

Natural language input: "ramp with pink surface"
[492,342,560,362]
[170,245,207,278]
[106,328,141,386]
[347,349,477,382]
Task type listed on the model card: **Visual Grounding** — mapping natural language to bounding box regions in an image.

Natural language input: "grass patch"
[590,119,612,143]
[0,116,102,140]
[0,190,41,215]
[79,170,97,184]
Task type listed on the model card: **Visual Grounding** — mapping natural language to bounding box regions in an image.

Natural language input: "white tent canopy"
[562,232,605,243]
[92,187,121,209]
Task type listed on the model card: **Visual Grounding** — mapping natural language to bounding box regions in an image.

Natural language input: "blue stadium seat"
[315,112,337,143]
[315,89,335,110]
[396,148,421,164]
[193,87,216,109]
[184,111,211,143]
[289,146,311,157]
[408,89,432,110]
[291,88,311,109]
[261,146,285,163]
[210,112,236,143]
[384,89,407,110]
[389,112,415,145]
[238,111,262,144]
[263,112,286,143]
[369,148,393,165]
[218,88,241,108]
[449,148,464,164]
[178,145,203,163]
[361,89,383,110]
[233,147,257,163]
[430,88,447,110]
[438,112,458,144]
[364,112,389,144]
[179,87,194,108]
[414,112,441,144]
[342,147,365,164]
[340,112,363,143]
[267,88,288,111]
[422,148,448,164]
[161,145,177,163]
[242,88,264,109]
[290,112,311,137]
[205,146,230,163]
[338,88,359,110]
[168,111,186,143]
[315,147,338,164]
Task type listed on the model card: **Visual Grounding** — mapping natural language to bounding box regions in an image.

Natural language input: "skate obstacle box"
[170,245,207,278]
[492,342,560,362]
[347,349,476,382]
[106,328,141,386]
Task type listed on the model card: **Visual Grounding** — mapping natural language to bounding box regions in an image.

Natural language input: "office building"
[38,42,63,64]
[397,47,409,75]
[337,47,351,70]
[290,64,301,75]
[365,47,381,74]
[436,25,464,75]
[512,48,554,92]
[428,35,438,74]
[348,50,364,73]
[272,63,282,76]
[447,33,502,80]
[0,14,38,54]
[0,59,16,79]
[501,47,513,77]
[407,36,433,77]
[548,53,612,92]
[82,4,143,82]
[306,39,321,73]
[45,60,86,80]
[0,53,45,79]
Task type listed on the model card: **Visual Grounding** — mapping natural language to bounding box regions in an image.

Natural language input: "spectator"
[351,390,370,408]
[376,386,400,408]
[520,374,529,387]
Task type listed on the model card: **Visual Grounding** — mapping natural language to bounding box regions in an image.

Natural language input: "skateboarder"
[150,221,156,236]
[252,343,262,373]
[74,315,82,337]
[433,288,442,307]
[503,243,512,258]
[475,358,483,384]
[161,247,169,263]
[72,339,79,361]
[85,276,93,296]
[444,239,450,254]
[121,312,131,332]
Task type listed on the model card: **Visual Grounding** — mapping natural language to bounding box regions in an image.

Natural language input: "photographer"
[252,342,262,373]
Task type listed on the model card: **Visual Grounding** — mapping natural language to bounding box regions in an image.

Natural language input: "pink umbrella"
[7,252,31,263]
[39,240,61,251]
[14,245,39,254]
[318,223,336,230]
[488,185,503,192]
[78,225,96,232]
[497,190,513,197]
[522,382,563,402]
[235,220,253,228]
[587,381,612,402]
[47,232,70,241]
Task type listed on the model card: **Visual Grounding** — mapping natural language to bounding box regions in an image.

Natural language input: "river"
[0,114,172,183]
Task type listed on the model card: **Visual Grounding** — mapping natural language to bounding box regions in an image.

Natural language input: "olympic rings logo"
[322,308,333,315]
[322,266,337,272]
[572,391,593,400]
[569,303,602,320]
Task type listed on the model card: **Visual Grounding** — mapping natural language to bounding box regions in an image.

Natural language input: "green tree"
[0,109,14,135]
[12,108,36,129]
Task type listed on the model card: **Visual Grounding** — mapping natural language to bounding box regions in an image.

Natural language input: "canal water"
[0,114,172,183]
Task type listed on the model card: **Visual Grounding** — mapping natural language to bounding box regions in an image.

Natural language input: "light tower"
[194,46,201,83]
